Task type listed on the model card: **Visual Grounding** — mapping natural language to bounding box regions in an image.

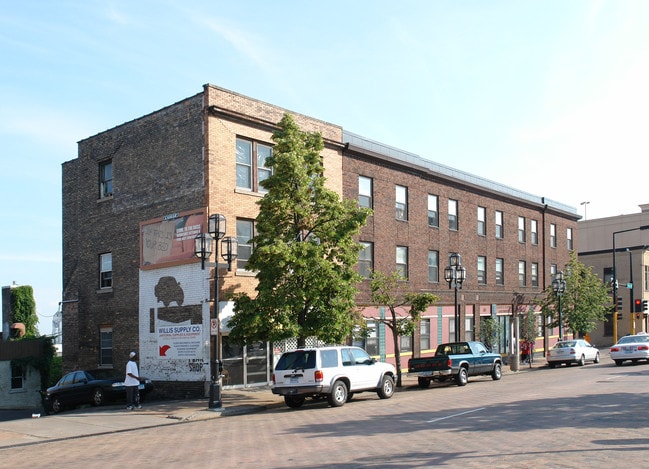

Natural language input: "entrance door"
[221,336,269,388]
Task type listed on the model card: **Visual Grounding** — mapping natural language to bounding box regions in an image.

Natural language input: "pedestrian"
[125,351,142,410]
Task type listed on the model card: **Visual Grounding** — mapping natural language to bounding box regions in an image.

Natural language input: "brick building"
[62,84,578,398]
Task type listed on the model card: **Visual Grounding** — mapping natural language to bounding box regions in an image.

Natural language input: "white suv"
[271,346,396,408]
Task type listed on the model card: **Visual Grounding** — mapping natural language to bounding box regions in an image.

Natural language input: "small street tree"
[10,285,39,338]
[538,252,611,338]
[479,316,501,351]
[228,114,371,347]
[368,270,439,387]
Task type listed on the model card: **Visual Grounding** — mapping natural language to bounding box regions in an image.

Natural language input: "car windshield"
[554,341,577,348]
[617,335,649,345]
[275,350,317,370]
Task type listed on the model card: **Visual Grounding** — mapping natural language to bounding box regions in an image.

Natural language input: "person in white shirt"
[125,351,142,410]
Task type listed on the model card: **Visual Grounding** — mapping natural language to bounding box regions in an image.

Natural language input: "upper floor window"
[428,194,439,227]
[477,207,486,236]
[359,242,373,278]
[236,138,272,192]
[518,260,527,287]
[99,326,113,367]
[531,219,538,245]
[531,262,539,287]
[550,224,557,248]
[99,252,112,289]
[428,250,439,283]
[477,256,487,284]
[237,219,255,271]
[396,246,408,279]
[495,258,504,285]
[495,211,503,239]
[395,185,408,221]
[518,216,526,243]
[448,199,458,231]
[99,160,113,198]
[359,176,373,209]
[567,228,573,250]
[551,264,557,276]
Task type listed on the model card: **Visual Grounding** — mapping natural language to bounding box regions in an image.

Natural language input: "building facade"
[62,84,578,398]
[578,204,649,346]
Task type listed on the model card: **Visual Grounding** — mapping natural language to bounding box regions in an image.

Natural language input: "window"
[99,326,113,367]
[550,224,557,248]
[551,264,557,276]
[428,194,439,227]
[359,242,373,278]
[477,207,486,236]
[236,219,254,270]
[495,211,503,239]
[364,320,378,355]
[10,363,23,389]
[420,319,431,351]
[396,246,408,279]
[518,217,526,243]
[531,219,538,245]
[531,262,539,287]
[519,261,527,287]
[567,228,573,250]
[99,252,112,289]
[448,199,458,231]
[359,176,373,209]
[477,256,487,284]
[428,250,439,283]
[395,185,408,221]
[465,316,474,342]
[236,138,273,192]
[99,160,113,198]
[645,265,649,291]
[400,333,412,353]
[496,258,504,285]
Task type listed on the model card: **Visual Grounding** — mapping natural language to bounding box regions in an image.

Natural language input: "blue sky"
[2,1,649,335]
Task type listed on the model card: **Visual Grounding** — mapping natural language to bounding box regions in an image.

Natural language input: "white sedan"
[610,333,649,366]
[547,339,600,368]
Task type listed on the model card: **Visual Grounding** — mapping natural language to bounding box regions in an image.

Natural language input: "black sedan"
[43,369,153,413]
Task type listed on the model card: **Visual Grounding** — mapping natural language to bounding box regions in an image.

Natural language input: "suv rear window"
[275,350,317,370]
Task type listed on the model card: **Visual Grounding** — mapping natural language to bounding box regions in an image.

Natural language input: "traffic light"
[634,299,642,312]
[617,296,623,310]
[643,299,648,312]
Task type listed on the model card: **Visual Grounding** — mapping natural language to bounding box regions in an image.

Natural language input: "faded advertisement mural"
[140,209,204,269]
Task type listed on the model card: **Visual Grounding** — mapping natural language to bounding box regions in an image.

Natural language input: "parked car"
[271,346,396,408]
[610,333,649,365]
[43,369,154,413]
[546,339,600,368]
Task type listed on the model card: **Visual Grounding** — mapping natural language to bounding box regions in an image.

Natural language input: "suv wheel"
[284,396,306,408]
[328,380,348,407]
[377,375,395,399]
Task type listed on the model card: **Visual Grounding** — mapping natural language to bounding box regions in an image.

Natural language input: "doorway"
[221,336,269,388]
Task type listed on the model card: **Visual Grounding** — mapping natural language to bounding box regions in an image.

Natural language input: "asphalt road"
[2,354,648,468]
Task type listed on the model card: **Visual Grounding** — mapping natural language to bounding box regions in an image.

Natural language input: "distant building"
[578,204,649,346]
[62,84,578,399]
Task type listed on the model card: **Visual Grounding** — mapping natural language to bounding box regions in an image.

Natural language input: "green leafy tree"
[229,114,371,347]
[368,270,439,387]
[538,252,611,337]
[520,307,538,344]
[10,285,39,337]
[480,317,501,351]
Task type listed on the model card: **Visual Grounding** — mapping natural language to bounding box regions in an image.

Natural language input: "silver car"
[546,339,600,368]
[610,333,649,366]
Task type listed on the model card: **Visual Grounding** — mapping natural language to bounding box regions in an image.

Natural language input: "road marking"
[426,407,485,423]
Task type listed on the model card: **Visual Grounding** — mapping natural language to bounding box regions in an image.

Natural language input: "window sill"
[97,195,113,203]
[97,287,113,294]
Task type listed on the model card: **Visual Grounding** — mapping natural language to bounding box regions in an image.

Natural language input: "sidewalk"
[0,363,540,450]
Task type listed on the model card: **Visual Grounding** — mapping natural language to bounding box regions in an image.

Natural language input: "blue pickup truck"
[408,341,503,388]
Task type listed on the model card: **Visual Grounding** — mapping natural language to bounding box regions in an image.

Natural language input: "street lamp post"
[194,214,238,410]
[444,253,467,342]
[552,271,566,340]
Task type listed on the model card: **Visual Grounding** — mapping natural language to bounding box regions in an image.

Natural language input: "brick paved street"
[2,356,648,468]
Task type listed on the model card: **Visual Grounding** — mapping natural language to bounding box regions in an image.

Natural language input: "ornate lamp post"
[444,253,467,342]
[552,271,566,340]
[194,213,237,410]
